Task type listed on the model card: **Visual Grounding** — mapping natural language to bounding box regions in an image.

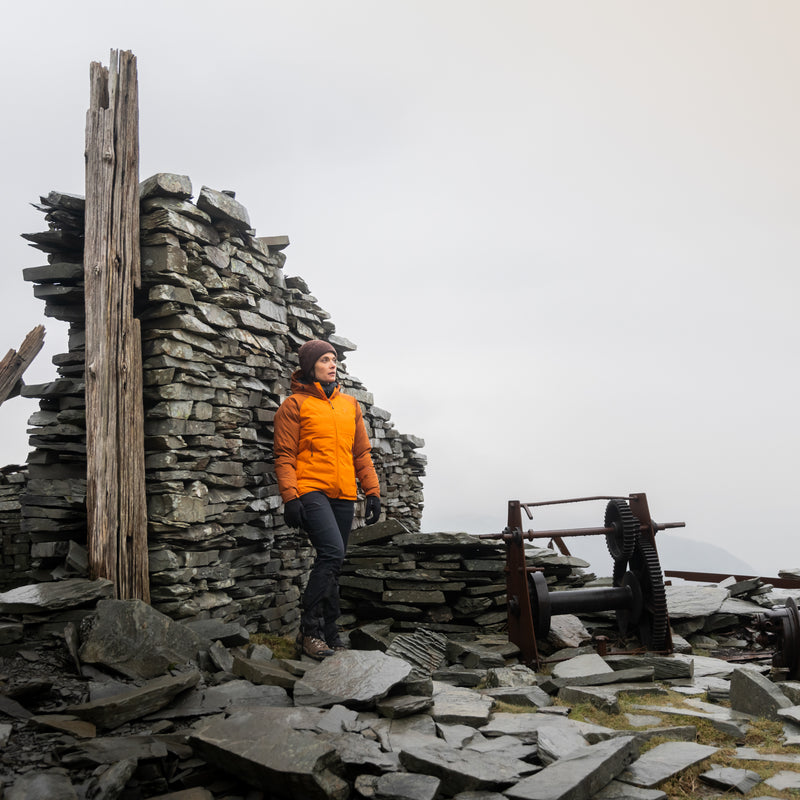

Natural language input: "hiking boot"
[302,636,334,660]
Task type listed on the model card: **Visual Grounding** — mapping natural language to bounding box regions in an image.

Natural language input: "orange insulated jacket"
[274,371,380,503]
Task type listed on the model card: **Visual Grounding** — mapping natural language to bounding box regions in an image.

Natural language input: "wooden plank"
[84,50,149,602]
[0,325,45,405]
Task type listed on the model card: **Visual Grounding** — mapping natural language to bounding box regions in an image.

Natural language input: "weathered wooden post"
[0,326,45,405]
[84,49,149,601]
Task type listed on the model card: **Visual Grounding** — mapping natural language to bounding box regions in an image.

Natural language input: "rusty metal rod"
[525,526,615,539]
[480,521,684,541]
[520,495,629,508]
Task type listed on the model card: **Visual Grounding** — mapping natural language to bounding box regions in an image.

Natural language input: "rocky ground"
[2,574,800,799]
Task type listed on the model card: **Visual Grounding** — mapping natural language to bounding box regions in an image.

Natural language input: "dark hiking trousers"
[299,491,354,642]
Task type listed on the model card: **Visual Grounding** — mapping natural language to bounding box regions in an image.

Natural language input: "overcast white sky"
[0,2,798,576]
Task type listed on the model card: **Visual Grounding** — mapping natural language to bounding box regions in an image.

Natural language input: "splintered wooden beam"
[84,49,149,602]
[0,325,45,405]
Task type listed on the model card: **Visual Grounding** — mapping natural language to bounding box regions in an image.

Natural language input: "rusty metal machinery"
[754,598,800,680]
[481,493,685,667]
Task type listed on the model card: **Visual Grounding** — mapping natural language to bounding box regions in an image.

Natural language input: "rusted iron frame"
[504,500,540,668]
[495,494,683,666]
[664,570,800,589]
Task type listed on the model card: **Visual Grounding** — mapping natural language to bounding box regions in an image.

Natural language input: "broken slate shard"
[293,650,413,708]
[191,707,349,800]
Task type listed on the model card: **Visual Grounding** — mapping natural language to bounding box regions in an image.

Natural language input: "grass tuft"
[249,633,297,660]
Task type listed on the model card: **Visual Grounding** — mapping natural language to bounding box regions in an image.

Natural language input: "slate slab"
[377,713,439,753]
[618,741,718,788]
[429,683,493,727]
[79,598,202,680]
[148,678,290,718]
[629,702,732,724]
[664,585,728,618]
[436,722,480,748]
[374,771,440,800]
[140,172,193,199]
[544,667,655,693]
[480,712,612,747]
[400,739,536,795]
[28,714,96,738]
[547,614,591,648]
[586,726,697,746]
[58,734,187,766]
[191,708,348,800]
[451,793,509,800]
[735,747,800,764]
[730,667,793,721]
[504,735,640,800]
[376,694,434,718]
[604,655,693,680]
[778,706,800,725]
[6,770,78,800]
[551,653,612,680]
[485,664,539,687]
[208,640,234,673]
[197,185,251,229]
[464,733,539,763]
[183,618,250,646]
[0,621,23,643]
[385,628,448,678]
[84,758,139,800]
[765,770,800,790]
[689,654,735,678]
[699,765,761,793]
[558,686,620,714]
[319,730,400,773]
[66,670,201,730]
[483,686,553,708]
[0,693,33,720]
[232,654,297,689]
[0,578,113,613]
[594,781,667,799]
[350,518,409,546]
[293,650,412,708]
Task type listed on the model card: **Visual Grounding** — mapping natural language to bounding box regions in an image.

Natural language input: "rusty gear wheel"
[629,536,669,651]
[605,499,639,562]
[612,553,628,587]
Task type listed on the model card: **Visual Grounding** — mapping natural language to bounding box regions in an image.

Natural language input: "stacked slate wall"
[0,466,30,590]
[4,175,426,634]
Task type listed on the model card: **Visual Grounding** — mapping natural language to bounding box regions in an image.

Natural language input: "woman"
[273,339,381,659]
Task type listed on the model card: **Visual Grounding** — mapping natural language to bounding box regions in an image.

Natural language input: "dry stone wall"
[2,176,426,634]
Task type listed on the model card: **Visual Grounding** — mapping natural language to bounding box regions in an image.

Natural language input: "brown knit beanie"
[298,339,337,380]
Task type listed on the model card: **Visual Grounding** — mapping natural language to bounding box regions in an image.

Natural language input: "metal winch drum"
[754,598,800,680]
[481,493,685,667]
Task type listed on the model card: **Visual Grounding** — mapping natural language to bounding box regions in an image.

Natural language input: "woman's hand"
[284,498,304,529]
[365,496,381,526]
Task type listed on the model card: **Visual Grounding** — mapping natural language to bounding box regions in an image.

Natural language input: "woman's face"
[313,352,338,383]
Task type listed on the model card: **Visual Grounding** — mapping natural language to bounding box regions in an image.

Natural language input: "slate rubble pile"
[4,576,800,799]
[340,522,596,639]
[6,177,425,633]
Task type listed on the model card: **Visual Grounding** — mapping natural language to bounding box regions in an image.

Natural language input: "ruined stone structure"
[0,175,426,635]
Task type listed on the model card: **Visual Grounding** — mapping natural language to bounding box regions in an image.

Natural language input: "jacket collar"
[290,369,340,400]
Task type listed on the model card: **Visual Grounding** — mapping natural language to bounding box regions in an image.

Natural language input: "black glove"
[365,495,381,526]
[284,498,304,529]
